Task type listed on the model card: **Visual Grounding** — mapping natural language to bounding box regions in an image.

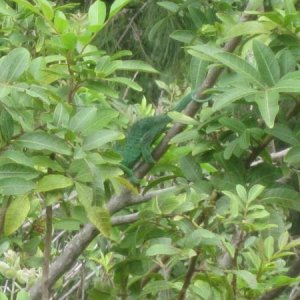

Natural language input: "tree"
[1,0,300,299]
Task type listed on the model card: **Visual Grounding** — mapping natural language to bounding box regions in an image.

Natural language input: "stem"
[42,205,52,300]
[11,279,15,300]
[177,255,199,300]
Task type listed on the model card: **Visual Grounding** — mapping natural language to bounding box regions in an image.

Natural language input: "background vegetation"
[1,0,300,299]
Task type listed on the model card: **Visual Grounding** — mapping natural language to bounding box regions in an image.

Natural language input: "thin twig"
[42,205,52,300]
[177,255,199,300]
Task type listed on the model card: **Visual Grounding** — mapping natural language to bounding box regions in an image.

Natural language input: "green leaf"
[277,49,296,76]
[0,48,30,82]
[262,188,300,212]
[278,231,289,250]
[157,1,179,13]
[0,110,14,142]
[60,33,77,50]
[16,290,30,300]
[219,117,247,134]
[0,164,39,180]
[0,150,34,168]
[188,44,223,62]
[255,90,279,128]
[4,196,30,235]
[247,184,265,204]
[215,52,263,87]
[213,88,257,111]
[83,130,123,151]
[0,292,8,300]
[37,175,73,192]
[179,155,202,183]
[265,125,299,146]
[118,60,158,73]
[12,0,39,13]
[168,111,198,125]
[75,182,93,208]
[264,236,274,259]
[280,70,300,81]
[224,139,239,160]
[88,0,106,32]
[247,209,269,219]
[239,130,250,150]
[223,190,240,218]
[141,280,175,296]
[224,21,274,40]
[87,206,111,237]
[272,79,300,93]
[283,238,300,250]
[234,270,257,289]
[82,109,119,135]
[285,146,300,163]
[253,40,280,86]
[170,30,195,43]
[0,178,35,195]
[189,57,209,89]
[236,185,247,203]
[146,244,180,256]
[36,0,53,20]
[16,132,72,155]
[54,11,69,33]
[69,107,97,133]
[181,228,220,248]
[107,77,142,91]
[53,103,70,127]
[109,0,130,18]
[95,56,122,77]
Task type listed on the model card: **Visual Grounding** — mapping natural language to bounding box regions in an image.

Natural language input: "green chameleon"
[120,92,194,173]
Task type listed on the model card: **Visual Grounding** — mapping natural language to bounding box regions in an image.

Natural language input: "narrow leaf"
[253,40,280,86]
[255,90,279,128]
[248,184,265,204]
[69,107,97,133]
[88,0,106,31]
[264,236,274,259]
[285,146,300,163]
[146,244,180,256]
[109,0,130,18]
[16,132,72,155]
[265,124,299,146]
[107,77,142,91]
[272,79,300,93]
[87,206,111,237]
[4,196,30,235]
[0,48,30,82]
[189,57,209,89]
[0,164,39,180]
[224,21,275,40]
[75,182,93,208]
[234,270,257,289]
[83,130,123,151]
[0,178,35,195]
[119,60,158,73]
[37,175,73,192]
[215,52,263,87]
[213,87,257,111]
[0,110,14,142]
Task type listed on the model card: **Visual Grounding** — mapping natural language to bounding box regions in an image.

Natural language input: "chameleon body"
[121,92,194,170]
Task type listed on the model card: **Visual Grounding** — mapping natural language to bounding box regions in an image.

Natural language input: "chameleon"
[120,92,194,172]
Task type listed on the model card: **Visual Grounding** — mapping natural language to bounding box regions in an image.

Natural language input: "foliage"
[1,0,300,299]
